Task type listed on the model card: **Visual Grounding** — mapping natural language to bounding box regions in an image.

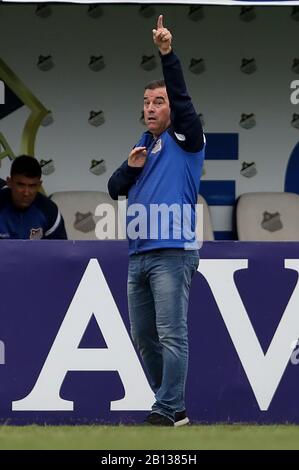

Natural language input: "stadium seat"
[50,191,126,240]
[197,194,214,241]
[236,192,299,241]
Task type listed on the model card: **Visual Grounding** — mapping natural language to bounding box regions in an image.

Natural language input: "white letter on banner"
[12,259,154,411]
[198,259,299,411]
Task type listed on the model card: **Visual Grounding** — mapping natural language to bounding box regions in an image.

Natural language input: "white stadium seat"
[236,192,299,241]
[51,191,126,240]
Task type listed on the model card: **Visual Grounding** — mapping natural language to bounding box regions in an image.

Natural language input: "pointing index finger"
[157,14,163,30]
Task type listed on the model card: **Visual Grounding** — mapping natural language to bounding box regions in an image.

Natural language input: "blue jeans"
[128,248,199,421]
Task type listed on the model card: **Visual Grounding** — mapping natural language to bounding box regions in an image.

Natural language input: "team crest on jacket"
[29,228,43,240]
[151,138,162,154]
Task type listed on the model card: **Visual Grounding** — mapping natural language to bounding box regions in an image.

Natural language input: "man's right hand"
[128,147,147,168]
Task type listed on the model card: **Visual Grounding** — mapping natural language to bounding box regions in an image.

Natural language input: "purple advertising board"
[0,240,299,424]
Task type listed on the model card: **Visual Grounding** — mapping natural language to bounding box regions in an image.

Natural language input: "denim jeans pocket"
[179,251,199,288]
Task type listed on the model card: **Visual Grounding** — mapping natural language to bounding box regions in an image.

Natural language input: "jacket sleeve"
[161,51,204,153]
[44,207,68,239]
[108,160,143,200]
[45,212,68,239]
[37,195,68,239]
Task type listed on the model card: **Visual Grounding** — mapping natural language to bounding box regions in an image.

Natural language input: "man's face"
[7,174,41,209]
[143,87,171,138]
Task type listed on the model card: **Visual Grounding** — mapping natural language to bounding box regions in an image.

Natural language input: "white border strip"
[2,0,299,5]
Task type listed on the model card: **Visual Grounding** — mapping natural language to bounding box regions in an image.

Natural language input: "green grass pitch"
[0,425,298,450]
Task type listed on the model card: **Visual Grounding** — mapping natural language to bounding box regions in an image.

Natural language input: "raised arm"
[154,15,204,152]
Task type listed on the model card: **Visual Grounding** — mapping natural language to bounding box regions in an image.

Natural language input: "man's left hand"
[152,15,172,56]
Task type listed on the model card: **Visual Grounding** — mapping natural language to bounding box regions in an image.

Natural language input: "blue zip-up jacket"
[0,187,67,239]
[108,51,205,255]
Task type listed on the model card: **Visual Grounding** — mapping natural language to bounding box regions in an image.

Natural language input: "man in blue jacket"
[108,15,205,426]
[0,155,67,239]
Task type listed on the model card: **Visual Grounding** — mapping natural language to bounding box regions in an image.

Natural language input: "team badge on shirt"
[151,138,162,154]
[29,228,43,240]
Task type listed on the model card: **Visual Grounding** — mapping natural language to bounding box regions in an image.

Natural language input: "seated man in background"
[0,155,67,239]
[0,178,6,189]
